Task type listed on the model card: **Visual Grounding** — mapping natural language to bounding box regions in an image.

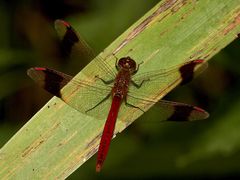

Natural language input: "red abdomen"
[96,95,122,172]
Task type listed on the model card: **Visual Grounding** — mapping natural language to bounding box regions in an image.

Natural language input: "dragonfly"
[27,19,209,172]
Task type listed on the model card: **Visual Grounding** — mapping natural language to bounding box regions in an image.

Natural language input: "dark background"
[0,0,240,179]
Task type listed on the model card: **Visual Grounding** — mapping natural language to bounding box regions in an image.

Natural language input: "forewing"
[54,19,94,60]
[132,60,208,86]
[54,19,116,79]
[128,60,208,103]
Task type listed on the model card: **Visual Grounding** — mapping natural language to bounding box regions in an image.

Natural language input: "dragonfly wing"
[27,67,73,97]
[132,59,208,86]
[126,60,208,121]
[152,100,209,121]
[54,19,95,60]
[27,67,112,100]
[130,96,209,122]
[127,59,208,107]
[178,59,208,85]
[54,19,116,79]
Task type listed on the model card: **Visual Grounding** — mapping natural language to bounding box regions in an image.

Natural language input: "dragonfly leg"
[95,75,114,85]
[86,93,111,113]
[133,61,144,74]
[112,54,120,71]
[124,98,145,112]
[131,79,150,89]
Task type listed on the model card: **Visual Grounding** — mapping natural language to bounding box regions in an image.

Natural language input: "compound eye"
[117,59,124,68]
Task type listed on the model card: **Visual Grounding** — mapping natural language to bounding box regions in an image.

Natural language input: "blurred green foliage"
[0,0,239,179]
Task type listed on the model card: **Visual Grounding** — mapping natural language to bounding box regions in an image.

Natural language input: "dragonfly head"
[117,56,137,74]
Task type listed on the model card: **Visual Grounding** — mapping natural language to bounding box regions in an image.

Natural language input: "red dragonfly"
[27,20,209,172]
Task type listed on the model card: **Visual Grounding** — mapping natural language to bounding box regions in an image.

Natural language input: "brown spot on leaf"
[86,133,102,149]
[22,139,45,157]
[171,0,188,13]
[222,11,240,35]
[21,122,60,157]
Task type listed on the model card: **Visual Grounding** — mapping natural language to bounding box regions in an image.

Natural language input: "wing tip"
[27,67,46,77]
[193,106,210,120]
[166,103,209,122]
[34,67,46,71]
[54,19,71,28]
[185,105,209,121]
[192,59,204,64]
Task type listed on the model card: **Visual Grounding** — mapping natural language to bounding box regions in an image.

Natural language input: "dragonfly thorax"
[117,57,137,74]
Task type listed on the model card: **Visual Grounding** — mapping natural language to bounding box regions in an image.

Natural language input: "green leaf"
[1,0,240,178]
